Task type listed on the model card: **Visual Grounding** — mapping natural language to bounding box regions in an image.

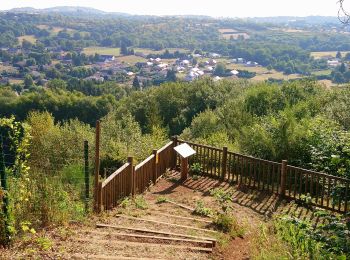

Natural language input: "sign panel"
[174,143,196,159]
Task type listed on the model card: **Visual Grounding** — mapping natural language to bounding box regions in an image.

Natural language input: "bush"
[214,213,245,238]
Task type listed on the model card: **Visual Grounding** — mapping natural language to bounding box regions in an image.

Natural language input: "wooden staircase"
[65,196,218,260]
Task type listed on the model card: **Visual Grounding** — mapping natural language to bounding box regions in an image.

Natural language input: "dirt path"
[1,171,298,260]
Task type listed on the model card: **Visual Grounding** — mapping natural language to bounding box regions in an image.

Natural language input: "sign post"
[174,143,196,181]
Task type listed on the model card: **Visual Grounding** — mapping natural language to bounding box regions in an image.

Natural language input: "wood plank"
[114,215,218,234]
[166,200,195,211]
[87,230,214,246]
[96,223,217,242]
[71,253,163,260]
[75,238,213,252]
[152,212,212,224]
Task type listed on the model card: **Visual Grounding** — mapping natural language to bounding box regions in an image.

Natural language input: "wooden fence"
[95,137,349,213]
[177,139,350,213]
[96,141,175,212]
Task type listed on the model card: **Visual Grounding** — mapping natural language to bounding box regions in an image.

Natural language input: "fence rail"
[97,141,176,212]
[96,138,350,214]
[177,139,350,213]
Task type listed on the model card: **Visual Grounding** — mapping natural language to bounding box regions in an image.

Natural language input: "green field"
[117,55,146,64]
[311,51,350,59]
[17,35,37,44]
[36,25,76,36]
[82,47,121,56]
[311,69,332,76]
[134,48,189,55]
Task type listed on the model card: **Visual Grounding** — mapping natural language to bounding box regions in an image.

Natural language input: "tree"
[120,41,128,55]
[132,76,141,90]
[24,75,34,88]
[336,51,342,59]
[166,69,177,82]
[339,0,350,24]
[214,63,226,76]
[339,62,347,73]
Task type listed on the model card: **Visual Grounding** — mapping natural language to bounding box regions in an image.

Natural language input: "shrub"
[214,213,245,238]
[193,200,214,217]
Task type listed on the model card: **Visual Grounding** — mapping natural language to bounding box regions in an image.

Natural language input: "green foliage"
[214,213,245,238]
[190,163,202,175]
[133,195,148,210]
[273,213,350,259]
[193,200,214,217]
[156,196,169,204]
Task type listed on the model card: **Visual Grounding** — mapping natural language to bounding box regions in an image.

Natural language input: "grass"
[18,35,37,44]
[311,69,332,76]
[36,25,75,35]
[134,48,189,55]
[117,55,146,64]
[311,51,350,59]
[0,65,18,73]
[9,78,24,85]
[82,47,121,56]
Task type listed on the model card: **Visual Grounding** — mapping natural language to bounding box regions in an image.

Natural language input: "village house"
[100,55,115,62]
[327,59,341,67]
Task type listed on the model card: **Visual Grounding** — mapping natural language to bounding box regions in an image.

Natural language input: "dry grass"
[17,35,37,44]
[117,55,147,64]
[218,28,238,33]
[311,51,350,59]
[0,64,18,73]
[9,78,24,85]
[222,33,250,40]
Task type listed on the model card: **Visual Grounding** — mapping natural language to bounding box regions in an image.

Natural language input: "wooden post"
[97,181,103,213]
[181,157,189,181]
[84,140,89,213]
[171,135,178,169]
[94,120,101,213]
[280,160,287,196]
[221,147,228,181]
[128,156,134,196]
[152,150,158,184]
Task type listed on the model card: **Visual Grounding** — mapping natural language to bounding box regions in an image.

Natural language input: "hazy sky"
[0,0,345,17]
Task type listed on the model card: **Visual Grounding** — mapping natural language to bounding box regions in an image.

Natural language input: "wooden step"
[96,223,217,243]
[71,253,164,260]
[87,230,214,247]
[150,211,212,224]
[75,238,213,252]
[114,214,217,234]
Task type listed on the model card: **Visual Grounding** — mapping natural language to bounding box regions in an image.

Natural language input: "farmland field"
[82,47,121,56]
[134,48,189,55]
[311,51,350,59]
[117,55,146,64]
[36,25,76,35]
[17,35,37,44]
[0,64,18,73]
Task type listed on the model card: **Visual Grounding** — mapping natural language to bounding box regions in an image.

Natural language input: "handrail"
[287,165,350,182]
[228,151,282,166]
[102,162,129,188]
[158,141,173,153]
[135,154,154,171]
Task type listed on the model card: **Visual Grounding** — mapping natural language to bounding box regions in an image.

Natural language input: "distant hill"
[7,6,130,17]
[249,16,339,25]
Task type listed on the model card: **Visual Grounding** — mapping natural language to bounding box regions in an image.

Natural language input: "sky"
[0,0,345,18]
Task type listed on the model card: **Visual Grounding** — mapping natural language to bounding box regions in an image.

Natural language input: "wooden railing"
[97,141,175,211]
[177,139,350,213]
[96,137,349,213]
